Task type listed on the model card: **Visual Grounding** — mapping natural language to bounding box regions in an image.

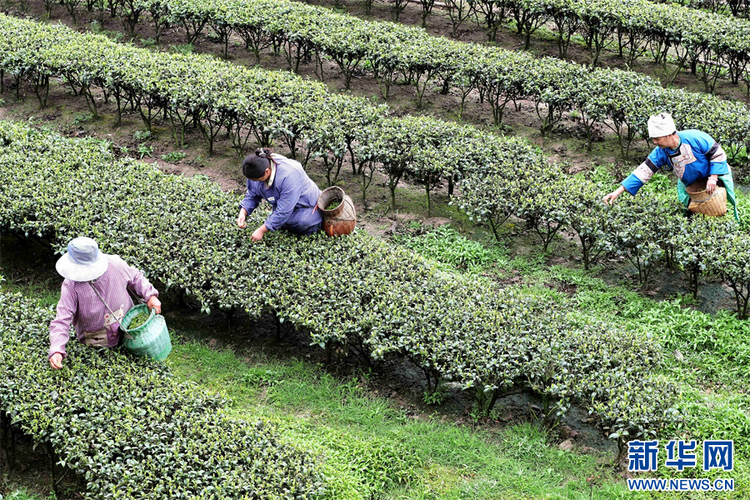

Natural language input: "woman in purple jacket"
[49,237,161,369]
[237,148,323,241]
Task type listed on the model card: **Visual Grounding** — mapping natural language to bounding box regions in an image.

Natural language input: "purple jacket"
[49,255,159,358]
[240,155,322,235]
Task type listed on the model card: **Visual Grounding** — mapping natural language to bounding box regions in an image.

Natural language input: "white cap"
[648,112,677,138]
[55,237,109,282]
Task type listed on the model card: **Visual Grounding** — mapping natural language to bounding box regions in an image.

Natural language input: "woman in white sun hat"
[603,112,739,220]
[48,237,162,370]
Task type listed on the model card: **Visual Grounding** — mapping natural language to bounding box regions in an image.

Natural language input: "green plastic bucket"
[120,304,172,361]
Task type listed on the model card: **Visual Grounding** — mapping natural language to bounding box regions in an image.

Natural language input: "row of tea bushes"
[42,0,750,158]
[1,11,746,318]
[0,118,678,442]
[2,10,749,235]
[493,0,750,88]
[651,0,750,19]
[459,163,750,318]
[0,13,542,212]
[0,290,324,499]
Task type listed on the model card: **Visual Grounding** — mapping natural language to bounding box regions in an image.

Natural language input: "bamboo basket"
[686,179,727,217]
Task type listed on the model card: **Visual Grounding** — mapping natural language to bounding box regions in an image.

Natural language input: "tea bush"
[0,291,324,499]
[34,0,750,156]
[0,119,679,442]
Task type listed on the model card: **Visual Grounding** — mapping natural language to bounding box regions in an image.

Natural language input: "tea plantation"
[1,0,750,496]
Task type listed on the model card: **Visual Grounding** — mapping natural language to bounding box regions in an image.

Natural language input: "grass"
[1,490,46,500]
[392,224,510,272]
[166,335,636,499]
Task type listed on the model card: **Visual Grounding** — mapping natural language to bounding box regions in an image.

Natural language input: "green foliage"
[393,225,508,272]
[3,11,750,257]
[600,194,679,286]
[0,119,678,445]
[422,384,448,405]
[89,20,103,34]
[161,151,186,162]
[102,29,124,42]
[0,291,324,500]
[169,43,194,55]
[137,142,153,159]
[171,340,641,500]
[555,176,610,269]
[126,311,150,329]
[671,388,750,456]
[72,111,94,126]
[133,130,151,142]
[672,216,750,317]
[35,0,750,159]
[3,490,45,500]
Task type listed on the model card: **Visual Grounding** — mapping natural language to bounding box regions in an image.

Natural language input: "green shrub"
[393,225,508,272]
[133,130,151,142]
[161,151,186,162]
[169,43,194,55]
[0,119,679,446]
[0,291,324,499]
[137,143,153,159]
[72,112,94,126]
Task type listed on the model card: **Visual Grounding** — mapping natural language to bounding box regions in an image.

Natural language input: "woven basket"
[317,186,357,236]
[686,179,727,217]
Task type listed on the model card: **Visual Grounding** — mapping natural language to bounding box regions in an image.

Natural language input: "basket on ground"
[120,303,172,361]
[317,186,357,236]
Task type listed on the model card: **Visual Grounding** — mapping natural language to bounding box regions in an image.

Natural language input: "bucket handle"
[89,282,155,339]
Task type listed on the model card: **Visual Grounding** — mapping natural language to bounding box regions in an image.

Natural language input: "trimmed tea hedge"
[0,13,532,211]
[2,13,748,316]
[651,0,750,19]
[0,290,324,499]
[0,118,678,442]
[37,0,750,158]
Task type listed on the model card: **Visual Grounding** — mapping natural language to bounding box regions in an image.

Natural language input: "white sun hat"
[648,112,677,138]
[55,237,109,282]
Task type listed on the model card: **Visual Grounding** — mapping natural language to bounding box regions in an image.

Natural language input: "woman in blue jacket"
[237,148,323,241]
[603,112,739,220]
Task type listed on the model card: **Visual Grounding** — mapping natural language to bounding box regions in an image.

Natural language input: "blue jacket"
[240,155,322,235]
[622,130,730,195]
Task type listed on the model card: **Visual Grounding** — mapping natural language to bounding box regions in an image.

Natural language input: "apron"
[85,281,125,347]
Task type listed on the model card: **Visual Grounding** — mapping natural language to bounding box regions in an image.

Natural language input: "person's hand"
[237,209,247,229]
[147,295,162,314]
[706,176,718,195]
[251,226,266,242]
[49,353,64,370]
[603,191,619,205]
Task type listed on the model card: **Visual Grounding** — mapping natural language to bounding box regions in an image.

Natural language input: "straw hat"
[55,237,109,282]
